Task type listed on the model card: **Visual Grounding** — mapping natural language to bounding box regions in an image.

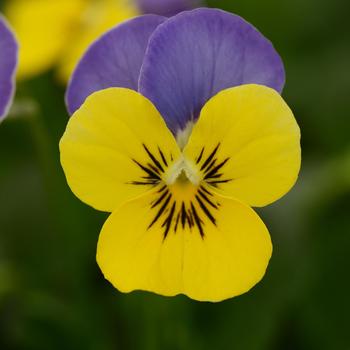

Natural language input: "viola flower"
[0,15,18,122]
[5,0,200,81]
[60,9,301,302]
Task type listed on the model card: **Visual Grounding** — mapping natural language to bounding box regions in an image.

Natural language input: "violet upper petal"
[0,16,18,121]
[66,15,166,115]
[136,0,201,17]
[139,8,285,134]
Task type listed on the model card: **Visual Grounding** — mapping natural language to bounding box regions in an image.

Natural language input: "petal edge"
[0,16,18,121]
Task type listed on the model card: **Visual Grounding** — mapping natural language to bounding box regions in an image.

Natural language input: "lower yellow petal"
[97,184,272,302]
[5,0,86,79]
[60,88,180,212]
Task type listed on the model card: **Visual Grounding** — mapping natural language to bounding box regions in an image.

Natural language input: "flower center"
[164,157,201,186]
[128,143,232,239]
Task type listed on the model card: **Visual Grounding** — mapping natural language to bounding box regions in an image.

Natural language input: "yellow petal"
[59,88,181,212]
[5,0,86,79]
[184,84,301,207]
[57,0,137,82]
[97,184,272,302]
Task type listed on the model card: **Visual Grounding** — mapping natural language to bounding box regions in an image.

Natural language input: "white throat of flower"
[164,156,201,186]
[163,121,200,186]
[176,121,195,150]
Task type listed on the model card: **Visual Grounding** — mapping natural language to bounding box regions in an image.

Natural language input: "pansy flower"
[60,9,301,302]
[0,15,18,122]
[5,0,200,81]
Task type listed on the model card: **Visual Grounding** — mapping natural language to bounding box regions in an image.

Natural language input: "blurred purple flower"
[0,15,18,121]
[66,8,284,134]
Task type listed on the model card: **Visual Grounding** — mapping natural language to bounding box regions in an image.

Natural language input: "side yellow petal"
[59,88,181,212]
[5,0,86,79]
[97,184,272,302]
[57,0,138,82]
[184,84,301,207]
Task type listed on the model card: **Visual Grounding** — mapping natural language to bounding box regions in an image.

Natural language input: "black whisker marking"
[147,163,161,175]
[157,185,167,193]
[200,143,220,171]
[187,210,194,228]
[195,195,216,225]
[132,159,160,180]
[158,147,168,167]
[162,202,176,239]
[191,203,204,238]
[181,202,187,229]
[129,181,158,185]
[206,173,223,179]
[196,147,204,164]
[200,186,214,196]
[143,144,164,173]
[151,190,169,208]
[174,212,180,233]
[148,194,171,229]
[207,179,232,184]
[205,158,229,179]
[203,158,217,174]
[198,189,218,209]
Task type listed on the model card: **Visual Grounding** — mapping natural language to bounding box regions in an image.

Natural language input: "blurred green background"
[1,0,350,349]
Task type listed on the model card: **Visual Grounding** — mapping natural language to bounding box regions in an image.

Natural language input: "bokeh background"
[1,0,350,349]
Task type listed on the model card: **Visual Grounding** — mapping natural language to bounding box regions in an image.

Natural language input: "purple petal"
[66,15,166,115]
[139,8,285,134]
[0,16,18,121]
[136,0,201,17]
